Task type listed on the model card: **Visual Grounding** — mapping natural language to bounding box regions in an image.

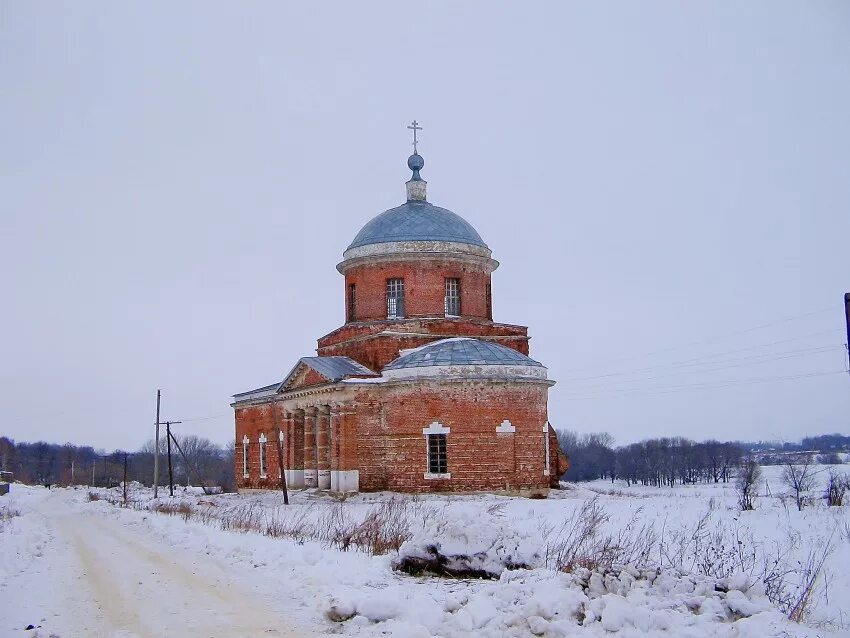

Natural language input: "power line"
[564,306,836,374]
[561,328,843,382]
[562,345,843,391]
[562,369,846,401]
[176,413,230,423]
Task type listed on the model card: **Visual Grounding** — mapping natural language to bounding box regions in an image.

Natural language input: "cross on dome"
[407,120,422,154]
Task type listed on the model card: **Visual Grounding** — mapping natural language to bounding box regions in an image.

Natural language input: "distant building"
[232,136,567,494]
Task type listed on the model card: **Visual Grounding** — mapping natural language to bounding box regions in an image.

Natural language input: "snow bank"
[327,566,786,637]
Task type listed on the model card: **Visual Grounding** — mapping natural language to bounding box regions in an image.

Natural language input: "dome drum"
[341,259,494,321]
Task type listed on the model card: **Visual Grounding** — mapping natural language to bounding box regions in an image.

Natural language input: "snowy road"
[3,489,301,638]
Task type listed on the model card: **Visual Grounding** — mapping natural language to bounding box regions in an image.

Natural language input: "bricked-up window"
[347,283,356,322]
[242,435,250,478]
[258,433,268,478]
[386,278,405,318]
[444,278,461,316]
[427,433,448,474]
[485,283,492,320]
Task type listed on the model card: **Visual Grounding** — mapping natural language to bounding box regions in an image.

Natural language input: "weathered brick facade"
[233,150,566,494]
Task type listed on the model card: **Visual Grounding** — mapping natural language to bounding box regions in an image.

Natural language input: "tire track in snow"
[36,492,300,638]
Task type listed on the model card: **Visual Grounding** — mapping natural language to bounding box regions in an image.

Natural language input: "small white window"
[543,422,551,476]
[242,434,250,478]
[259,433,268,478]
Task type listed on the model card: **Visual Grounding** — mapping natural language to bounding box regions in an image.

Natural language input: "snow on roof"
[385,338,542,370]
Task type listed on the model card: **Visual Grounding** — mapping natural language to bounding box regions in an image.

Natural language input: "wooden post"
[167,422,174,497]
[154,389,161,498]
[271,400,289,504]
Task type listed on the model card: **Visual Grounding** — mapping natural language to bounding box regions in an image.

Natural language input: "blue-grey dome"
[347,201,488,251]
[384,338,542,370]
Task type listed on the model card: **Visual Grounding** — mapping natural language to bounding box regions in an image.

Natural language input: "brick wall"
[235,403,287,490]
[234,379,557,495]
[317,317,530,372]
[344,259,492,322]
[353,381,551,493]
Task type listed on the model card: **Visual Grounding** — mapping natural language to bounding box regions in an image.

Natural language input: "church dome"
[382,338,547,381]
[347,201,488,251]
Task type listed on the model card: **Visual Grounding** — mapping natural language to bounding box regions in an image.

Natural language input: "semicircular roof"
[347,201,487,251]
[384,338,542,370]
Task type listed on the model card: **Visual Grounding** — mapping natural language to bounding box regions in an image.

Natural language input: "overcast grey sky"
[2,2,848,451]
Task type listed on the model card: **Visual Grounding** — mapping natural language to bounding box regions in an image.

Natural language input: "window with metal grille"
[386,278,405,318]
[485,283,492,320]
[427,433,447,474]
[444,278,461,316]
[348,283,356,321]
[259,433,268,478]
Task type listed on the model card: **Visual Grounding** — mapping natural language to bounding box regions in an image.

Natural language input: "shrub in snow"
[824,469,848,507]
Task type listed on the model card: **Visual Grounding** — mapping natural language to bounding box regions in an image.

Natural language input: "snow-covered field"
[1,465,848,638]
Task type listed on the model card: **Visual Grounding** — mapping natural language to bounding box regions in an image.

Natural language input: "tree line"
[556,430,848,486]
[0,435,235,491]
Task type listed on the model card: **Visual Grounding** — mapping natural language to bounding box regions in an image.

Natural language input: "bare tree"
[736,456,762,511]
[824,469,848,507]
[782,454,818,511]
[175,435,222,487]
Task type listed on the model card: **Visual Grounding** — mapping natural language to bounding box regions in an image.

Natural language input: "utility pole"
[154,389,161,498]
[123,452,128,505]
[844,292,850,373]
[165,420,182,497]
[70,459,75,485]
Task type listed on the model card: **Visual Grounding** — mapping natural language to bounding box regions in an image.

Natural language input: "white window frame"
[543,422,551,476]
[242,434,250,478]
[386,278,405,318]
[444,278,461,316]
[259,433,268,478]
[423,421,451,479]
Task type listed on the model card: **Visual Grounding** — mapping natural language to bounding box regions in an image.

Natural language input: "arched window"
[259,433,268,478]
[242,435,250,478]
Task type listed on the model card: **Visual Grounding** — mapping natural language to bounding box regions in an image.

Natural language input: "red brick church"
[232,127,567,494]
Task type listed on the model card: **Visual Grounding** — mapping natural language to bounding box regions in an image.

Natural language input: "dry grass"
[544,498,656,572]
[127,493,433,557]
